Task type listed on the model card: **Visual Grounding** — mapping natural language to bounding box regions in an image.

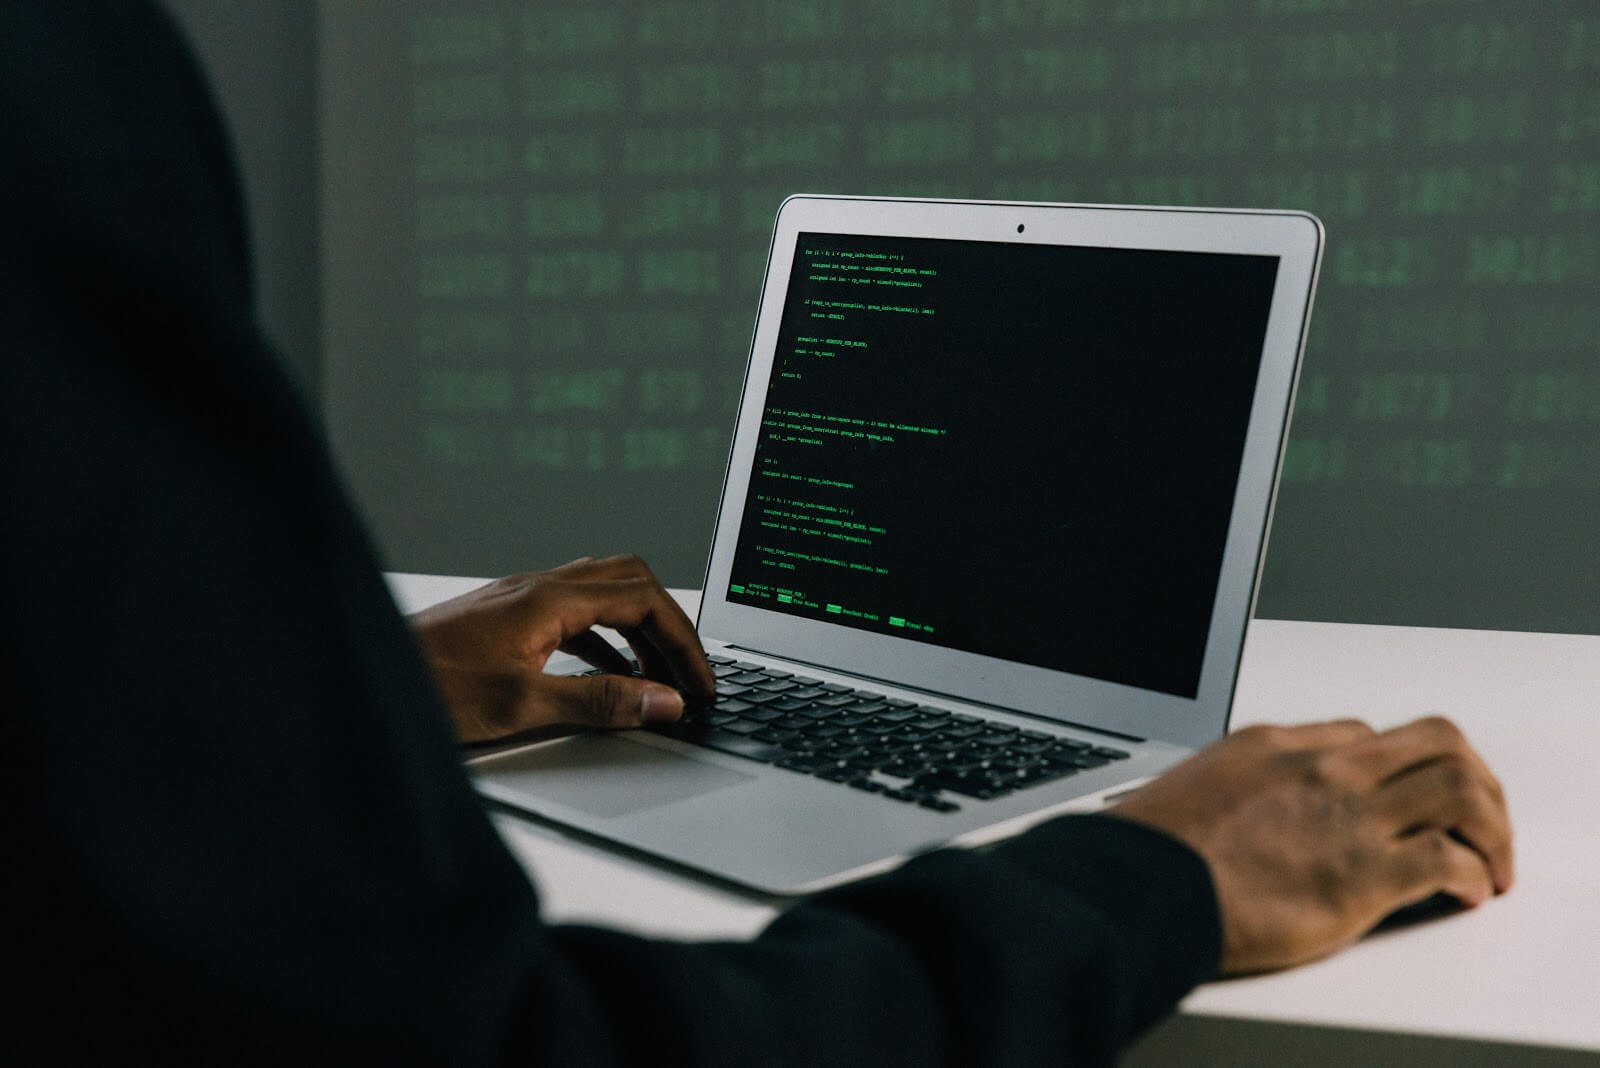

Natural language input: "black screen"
[724,232,1279,697]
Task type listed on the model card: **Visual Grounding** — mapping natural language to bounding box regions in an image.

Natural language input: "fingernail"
[640,684,683,724]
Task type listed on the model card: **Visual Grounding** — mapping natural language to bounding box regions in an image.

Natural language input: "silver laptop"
[471,195,1323,895]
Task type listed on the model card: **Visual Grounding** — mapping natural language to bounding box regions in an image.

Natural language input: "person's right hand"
[1110,716,1512,975]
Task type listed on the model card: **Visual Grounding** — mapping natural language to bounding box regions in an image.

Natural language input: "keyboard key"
[775,754,834,774]
[847,700,888,715]
[761,668,794,679]
[815,694,858,708]
[678,704,713,724]
[1014,764,1077,786]
[716,699,755,715]
[657,725,784,764]
[706,654,735,665]
[785,736,837,752]
[1048,751,1109,770]
[881,757,936,779]
[741,691,782,705]
[732,661,764,671]
[1091,746,1131,760]
[792,675,823,686]
[739,706,784,723]
[819,683,854,694]
[753,679,798,693]
[769,697,814,712]
[728,671,768,685]
[789,686,828,700]
[847,778,885,793]
[883,697,917,709]
[796,705,840,720]
[911,772,1011,800]
[919,797,960,813]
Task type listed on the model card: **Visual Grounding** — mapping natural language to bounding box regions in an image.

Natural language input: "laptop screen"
[722,232,1279,699]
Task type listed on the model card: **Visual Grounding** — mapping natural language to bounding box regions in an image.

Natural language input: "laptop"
[471,195,1323,895]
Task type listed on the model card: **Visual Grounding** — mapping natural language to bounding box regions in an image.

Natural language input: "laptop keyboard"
[598,656,1129,815]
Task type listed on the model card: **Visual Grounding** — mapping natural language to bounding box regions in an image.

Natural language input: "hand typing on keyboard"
[408,555,715,743]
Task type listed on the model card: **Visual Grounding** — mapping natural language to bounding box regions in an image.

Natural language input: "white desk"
[390,574,1600,1059]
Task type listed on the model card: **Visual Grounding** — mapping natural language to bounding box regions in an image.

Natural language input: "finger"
[549,577,713,697]
[534,672,684,730]
[1373,757,1514,894]
[621,632,676,689]
[557,629,635,676]
[1388,828,1497,911]
[1322,715,1474,788]
[1230,719,1375,751]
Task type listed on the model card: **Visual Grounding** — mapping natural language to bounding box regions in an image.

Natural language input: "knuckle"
[1233,723,1281,748]
[1420,715,1465,747]
[619,553,655,578]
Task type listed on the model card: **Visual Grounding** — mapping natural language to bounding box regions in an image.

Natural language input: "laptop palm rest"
[482,734,756,820]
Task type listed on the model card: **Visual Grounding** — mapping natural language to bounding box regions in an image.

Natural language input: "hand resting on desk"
[1112,716,1513,975]
[408,554,714,743]
[412,558,1513,981]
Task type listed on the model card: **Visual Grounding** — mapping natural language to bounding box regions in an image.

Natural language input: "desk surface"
[390,573,1600,1054]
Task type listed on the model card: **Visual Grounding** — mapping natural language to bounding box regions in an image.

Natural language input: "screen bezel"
[698,195,1322,751]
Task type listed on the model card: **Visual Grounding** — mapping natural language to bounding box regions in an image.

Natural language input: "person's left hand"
[408,555,716,743]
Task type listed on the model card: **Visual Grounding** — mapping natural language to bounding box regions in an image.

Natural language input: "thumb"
[537,672,684,730]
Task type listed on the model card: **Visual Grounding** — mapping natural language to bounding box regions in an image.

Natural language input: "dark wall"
[320,2,1600,635]
[162,0,322,399]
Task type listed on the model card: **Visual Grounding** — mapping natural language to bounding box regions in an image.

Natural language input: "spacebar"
[653,723,786,764]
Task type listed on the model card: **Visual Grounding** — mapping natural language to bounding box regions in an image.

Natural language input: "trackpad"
[477,734,755,819]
